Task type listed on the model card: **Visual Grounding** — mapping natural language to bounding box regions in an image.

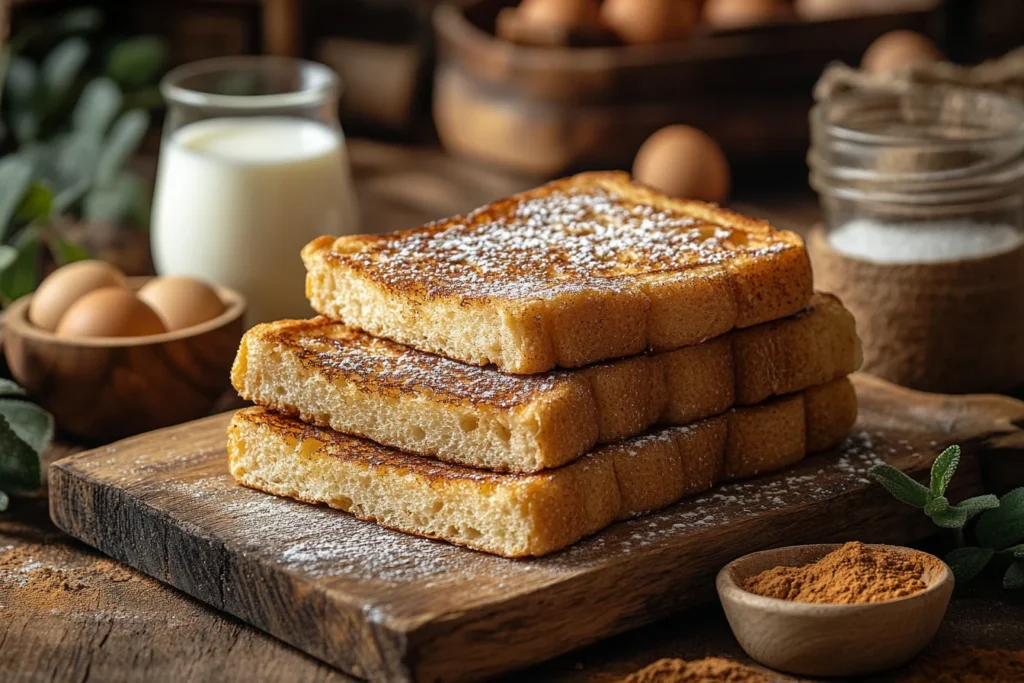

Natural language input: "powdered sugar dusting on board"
[327,185,793,300]
[147,428,924,594]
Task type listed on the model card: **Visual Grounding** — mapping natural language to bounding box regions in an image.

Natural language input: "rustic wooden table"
[2,141,1023,683]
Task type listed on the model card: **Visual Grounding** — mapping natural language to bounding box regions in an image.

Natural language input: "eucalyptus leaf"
[0,489,8,512]
[0,379,26,397]
[0,399,54,455]
[0,156,34,236]
[976,487,1024,551]
[0,246,17,272]
[53,7,104,34]
[14,183,54,222]
[5,55,38,109]
[9,110,40,145]
[930,445,961,497]
[869,464,930,508]
[95,110,149,186]
[73,77,122,134]
[51,238,90,266]
[0,227,41,303]
[41,37,89,100]
[0,412,42,492]
[945,546,995,584]
[106,37,166,89]
[1004,561,1024,590]
[84,172,145,225]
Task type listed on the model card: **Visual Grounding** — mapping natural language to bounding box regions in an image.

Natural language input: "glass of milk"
[152,56,359,325]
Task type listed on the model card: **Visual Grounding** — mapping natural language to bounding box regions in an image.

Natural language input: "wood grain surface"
[46,374,1024,682]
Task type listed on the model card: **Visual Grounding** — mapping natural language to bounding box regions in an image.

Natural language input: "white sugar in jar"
[808,87,1024,393]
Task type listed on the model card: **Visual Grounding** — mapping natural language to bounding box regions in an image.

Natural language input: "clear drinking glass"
[152,56,359,325]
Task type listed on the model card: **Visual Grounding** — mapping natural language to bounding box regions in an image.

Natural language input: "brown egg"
[517,0,603,29]
[601,0,699,45]
[704,0,787,29]
[632,125,731,203]
[56,288,167,339]
[793,0,863,21]
[137,276,226,331]
[28,260,128,331]
[862,30,942,74]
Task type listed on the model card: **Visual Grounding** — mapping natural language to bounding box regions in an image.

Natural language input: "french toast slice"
[232,293,859,473]
[227,377,857,558]
[302,171,813,374]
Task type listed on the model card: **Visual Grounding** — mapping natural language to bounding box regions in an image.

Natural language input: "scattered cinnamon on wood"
[616,657,770,683]
[898,645,1024,682]
[742,541,931,604]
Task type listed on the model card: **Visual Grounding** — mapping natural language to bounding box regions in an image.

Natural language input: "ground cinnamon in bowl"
[742,541,930,604]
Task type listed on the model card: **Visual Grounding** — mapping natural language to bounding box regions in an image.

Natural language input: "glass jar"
[807,86,1024,394]
[152,56,359,326]
[809,87,1024,264]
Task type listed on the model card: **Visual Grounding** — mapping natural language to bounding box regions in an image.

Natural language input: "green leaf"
[84,172,145,226]
[50,238,90,266]
[0,156,34,236]
[0,380,26,397]
[53,7,104,34]
[952,494,1000,522]
[95,110,149,185]
[976,487,1024,550]
[106,37,166,89]
[0,227,41,303]
[0,246,17,272]
[1004,561,1024,590]
[930,505,971,529]
[946,546,995,584]
[924,495,949,517]
[41,37,89,99]
[0,399,54,455]
[72,77,122,135]
[14,183,54,223]
[0,489,8,512]
[870,464,930,508]
[0,412,42,492]
[930,445,961,497]
[49,131,102,210]
[5,55,38,109]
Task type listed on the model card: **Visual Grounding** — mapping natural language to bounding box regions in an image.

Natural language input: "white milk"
[152,117,358,325]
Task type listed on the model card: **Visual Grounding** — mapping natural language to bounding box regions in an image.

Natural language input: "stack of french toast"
[227,172,861,558]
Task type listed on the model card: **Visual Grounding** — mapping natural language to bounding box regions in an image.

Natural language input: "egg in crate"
[703,0,790,29]
[632,125,731,203]
[861,30,942,74]
[601,0,700,44]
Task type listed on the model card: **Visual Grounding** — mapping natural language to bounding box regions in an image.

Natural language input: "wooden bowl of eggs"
[3,261,245,442]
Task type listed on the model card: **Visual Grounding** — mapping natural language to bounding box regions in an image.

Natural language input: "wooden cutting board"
[48,374,1024,683]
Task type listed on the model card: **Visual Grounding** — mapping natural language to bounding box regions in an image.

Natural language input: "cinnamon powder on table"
[616,657,769,683]
[742,541,930,604]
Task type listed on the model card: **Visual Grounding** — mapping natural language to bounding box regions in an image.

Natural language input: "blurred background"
[2,0,1024,409]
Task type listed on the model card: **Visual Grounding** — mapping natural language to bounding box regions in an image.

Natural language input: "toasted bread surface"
[232,293,858,472]
[303,172,813,373]
[227,377,857,558]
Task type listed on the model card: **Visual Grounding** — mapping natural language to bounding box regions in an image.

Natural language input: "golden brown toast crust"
[228,377,858,557]
[302,172,813,373]
[233,293,859,472]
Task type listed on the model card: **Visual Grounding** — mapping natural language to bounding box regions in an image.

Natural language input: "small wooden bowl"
[3,278,245,443]
[717,544,952,677]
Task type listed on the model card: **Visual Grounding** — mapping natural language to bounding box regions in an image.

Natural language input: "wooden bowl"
[3,279,245,443]
[717,544,952,677]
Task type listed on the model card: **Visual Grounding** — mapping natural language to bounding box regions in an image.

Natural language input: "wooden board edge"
[47,460,419,683]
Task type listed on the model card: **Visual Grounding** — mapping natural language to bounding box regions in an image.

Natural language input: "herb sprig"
[870,445,1024,588]
[0,378,53,510]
